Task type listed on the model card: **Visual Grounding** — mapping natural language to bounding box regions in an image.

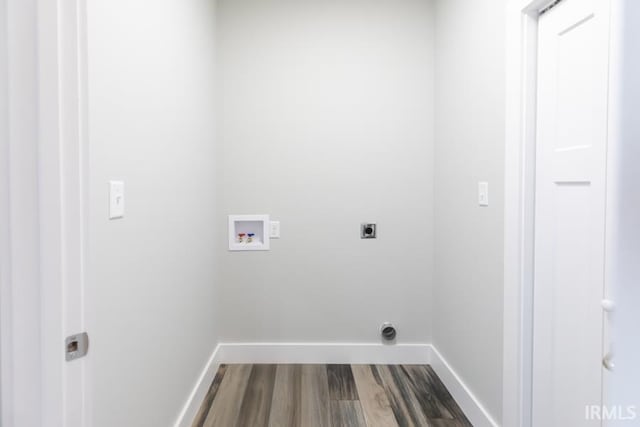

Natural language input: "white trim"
[173,343,496,427]
[601,0,625,410]
[504,2,548,426]
[37,0,90,426]
[52,1,91,425]
[430,346,500,427]
[37,0,66,424]
[216,342,432,365]
[173,344,222,427]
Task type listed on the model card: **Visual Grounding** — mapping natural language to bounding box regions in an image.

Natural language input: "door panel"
[533,0,610,425]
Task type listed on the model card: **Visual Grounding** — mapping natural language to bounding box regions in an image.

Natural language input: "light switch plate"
[270,221,280,238]
[478,181,489,207]
[109,181,125,219]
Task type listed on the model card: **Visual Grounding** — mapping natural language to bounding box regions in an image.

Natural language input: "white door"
[533,0,610,425]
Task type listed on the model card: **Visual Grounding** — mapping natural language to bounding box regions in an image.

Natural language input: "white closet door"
[533,0,610,425]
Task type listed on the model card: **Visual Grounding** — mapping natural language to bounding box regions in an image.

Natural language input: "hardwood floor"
[191,364,472,427]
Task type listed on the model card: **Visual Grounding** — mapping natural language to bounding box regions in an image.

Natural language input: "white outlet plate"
[109,181,125,219]
[270,221,280,238]
[478,181,489,207]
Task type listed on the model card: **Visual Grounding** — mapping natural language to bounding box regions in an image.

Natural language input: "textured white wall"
[86,1,219,426]
[434,0,505,422]
[216,0,435,344]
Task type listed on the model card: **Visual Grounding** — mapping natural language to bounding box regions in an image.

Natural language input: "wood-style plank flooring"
[192,364,472,427]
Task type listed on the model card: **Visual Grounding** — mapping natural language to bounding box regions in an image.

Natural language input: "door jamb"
[38,0,91,425]
[503,1,548,426]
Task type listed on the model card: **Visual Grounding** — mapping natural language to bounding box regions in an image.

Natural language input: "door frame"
[504,1,619,426]
[503,1,554,426]
[0,0,90,426]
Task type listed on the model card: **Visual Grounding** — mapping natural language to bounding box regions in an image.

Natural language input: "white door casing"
[39,0,90,425]
[1,0,89,426]
[533,0,610,425]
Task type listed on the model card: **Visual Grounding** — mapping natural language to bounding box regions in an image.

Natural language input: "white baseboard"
[173,342,499,427]
[173,344,222,427]
[428,345,500,427]
[217,342,432,365]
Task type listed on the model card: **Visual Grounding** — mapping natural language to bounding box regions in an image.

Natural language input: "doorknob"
[601,299,616,312]
[603,352,615,371]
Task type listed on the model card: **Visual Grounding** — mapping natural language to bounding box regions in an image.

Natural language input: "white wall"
[0,0,9,424]
[433,0,505,422]
[608,0,640,423]
[86,1,219,426]
[216,0,435,345]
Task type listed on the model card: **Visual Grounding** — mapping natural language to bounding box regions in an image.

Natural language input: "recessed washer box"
[228,214,270,251]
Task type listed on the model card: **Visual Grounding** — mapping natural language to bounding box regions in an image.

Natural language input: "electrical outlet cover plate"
[270,221,280,238]
[361,223,377,239]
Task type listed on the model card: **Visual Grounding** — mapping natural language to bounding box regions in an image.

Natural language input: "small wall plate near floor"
[228,214,270,251]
